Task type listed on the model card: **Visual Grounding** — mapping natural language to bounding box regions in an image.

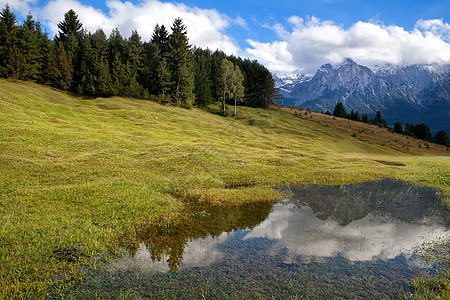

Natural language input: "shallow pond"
[51,179,449,299]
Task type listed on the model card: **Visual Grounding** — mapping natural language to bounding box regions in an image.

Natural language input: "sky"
[3,0,450,74]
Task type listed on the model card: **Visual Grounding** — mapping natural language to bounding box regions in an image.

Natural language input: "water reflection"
[120,201,272,271]
[51,179,450,298]
[120,179,449,270]
[246,204,448,262]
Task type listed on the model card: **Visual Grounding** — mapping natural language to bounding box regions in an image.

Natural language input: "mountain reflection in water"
[117,178,449,271]
[51,179,449,299]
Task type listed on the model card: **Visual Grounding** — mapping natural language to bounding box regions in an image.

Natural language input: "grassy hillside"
[0,79,449,298]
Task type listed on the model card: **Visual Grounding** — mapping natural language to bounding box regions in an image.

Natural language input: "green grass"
[0,79,449,298]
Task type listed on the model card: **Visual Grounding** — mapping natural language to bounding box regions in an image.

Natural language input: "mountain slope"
[275,59,450,133]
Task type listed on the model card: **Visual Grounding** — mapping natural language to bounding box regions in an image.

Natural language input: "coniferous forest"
[0,6,278,110]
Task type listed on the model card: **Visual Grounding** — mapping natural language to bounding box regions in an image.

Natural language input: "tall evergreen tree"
[128,30,144,74]
[151,24,169,54]
[37,26,56,85]
[53,41,73,90]
[393,122,403,134]
[0,5,20,78]
[91,29,112,96]
[333,102,347,118]
[193,48,213,106]
[56,9,82,43]
[75,32,96,94]
[434,130,448,146]
[168,18,195,107]
[56,9,83,89]
[126,30,145,98]
[108,28,129,96]
[18,13,41,80]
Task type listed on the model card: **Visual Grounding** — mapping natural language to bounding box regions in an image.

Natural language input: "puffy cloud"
[0,0,37,16]
[4,0,242,55]
[246,16,450,74]
[245,204,449,262]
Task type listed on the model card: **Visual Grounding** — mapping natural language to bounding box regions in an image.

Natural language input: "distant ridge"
[272,59,450,133]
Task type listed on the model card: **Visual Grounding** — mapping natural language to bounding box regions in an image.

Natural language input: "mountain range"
[273,58,450,133]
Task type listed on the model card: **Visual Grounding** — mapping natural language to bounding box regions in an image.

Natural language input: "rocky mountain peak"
[274,59,450,133]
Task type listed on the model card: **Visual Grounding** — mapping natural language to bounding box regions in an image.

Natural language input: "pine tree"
[393,122,403,134]
[151,24,169,54]
[126,30,145,98]
[168,18,195,107]
[76,32,96,94]
[434,130,448,146]
[53,41,73,90]
[56,9,82,43]
[0,5,20,78]
[108,28,128,96]
[91,29,112,96]
[193,48,213,107]
[361,114,368,123]
[333,102,347,118]
[18,13,41,80]
[128,30,144,74]
[56,10,83,90]
[37,29,56,85]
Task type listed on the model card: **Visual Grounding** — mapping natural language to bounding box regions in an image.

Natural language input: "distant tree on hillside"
[0,6,279,110]
[193,47,214,107]
[56,9,82,43]
[349,110,360,121]
[168,18,195,107]
[393,122,404,134]
[0,5,20,78]
[333,102,347,118]
[361,114,368,123]
[434,130,448,146]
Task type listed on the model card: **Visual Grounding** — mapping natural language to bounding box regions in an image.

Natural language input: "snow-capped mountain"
[274,58,450,133]
[271,70,311,94]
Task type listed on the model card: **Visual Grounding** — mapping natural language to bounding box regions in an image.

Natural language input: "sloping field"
[0,79,449,298]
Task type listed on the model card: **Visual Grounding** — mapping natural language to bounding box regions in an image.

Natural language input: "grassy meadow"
[0,79,449,298]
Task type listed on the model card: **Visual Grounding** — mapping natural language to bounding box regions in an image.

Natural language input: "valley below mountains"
[273,58,450,133]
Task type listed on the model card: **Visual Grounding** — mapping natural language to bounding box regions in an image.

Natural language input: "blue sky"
[3,0,450,73]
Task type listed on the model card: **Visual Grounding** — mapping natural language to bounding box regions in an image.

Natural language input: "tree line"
[0,6,278,112]
[325,102,449,146]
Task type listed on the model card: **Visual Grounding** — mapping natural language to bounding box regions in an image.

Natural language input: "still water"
[51,179,449,299]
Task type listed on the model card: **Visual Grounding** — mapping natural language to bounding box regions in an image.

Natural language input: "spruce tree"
[434,130,448,146]
[18,13,41,80]
[333,102,347,118]
[393,122,403,134]
[76,32,95,94]
[0,5,20,78]
[128,30,144,74]
[91,29,112,96]
[54,41,73,90]
[168,18,195,107]
[193,48,213,106]
[56,9,82,43]
[151,24,169,54]
[56,10,83,90]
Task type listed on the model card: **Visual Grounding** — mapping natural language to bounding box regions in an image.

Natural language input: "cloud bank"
[2,0,450,73]
[1,0,243,55]
[246,16,450,74]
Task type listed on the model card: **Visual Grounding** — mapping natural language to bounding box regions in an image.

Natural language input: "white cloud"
[4,0,242,55]
[246,16,450,74]
[245,204,449,262]
[0,0,37,16]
